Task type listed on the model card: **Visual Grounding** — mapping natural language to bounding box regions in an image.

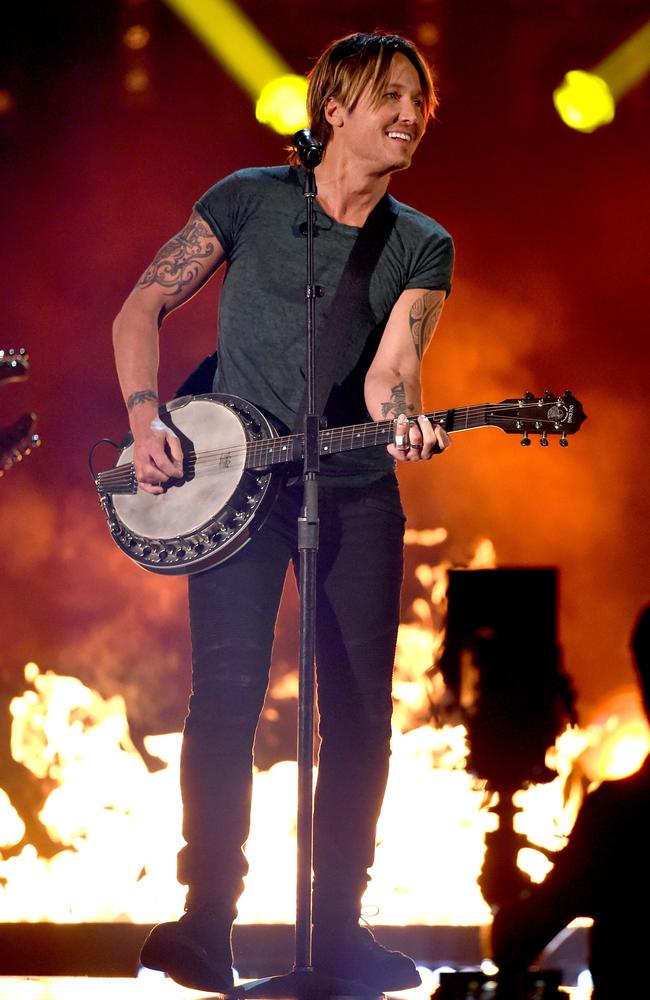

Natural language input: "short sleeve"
[404,231,455,297]
[194,171,248,258]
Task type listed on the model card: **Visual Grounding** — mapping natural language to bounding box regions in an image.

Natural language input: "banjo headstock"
[486,390,586,446]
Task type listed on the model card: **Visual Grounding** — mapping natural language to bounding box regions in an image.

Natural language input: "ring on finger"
[409,442,422,451]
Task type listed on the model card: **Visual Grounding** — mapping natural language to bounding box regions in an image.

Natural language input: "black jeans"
[178,474,405,917]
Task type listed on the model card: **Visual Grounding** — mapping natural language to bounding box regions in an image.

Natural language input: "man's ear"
[324,96,345,128]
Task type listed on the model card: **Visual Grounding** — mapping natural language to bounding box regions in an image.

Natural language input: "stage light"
[123,24,150,50]
[162,0,308,133]
[554,18,650,132]
[256,75,308,133]
[124,67,150,93]
[553,70,614,132]
[416,22,440,47]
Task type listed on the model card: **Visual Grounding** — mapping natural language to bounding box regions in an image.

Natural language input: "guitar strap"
[292,192,399,431]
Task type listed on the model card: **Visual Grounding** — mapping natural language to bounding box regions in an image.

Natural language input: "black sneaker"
[312,920,421,992]
[140,910,235,993]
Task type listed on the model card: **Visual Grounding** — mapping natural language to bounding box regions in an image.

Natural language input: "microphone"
[292,129,323,168]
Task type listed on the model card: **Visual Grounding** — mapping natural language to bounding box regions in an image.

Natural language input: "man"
[491,604,650,1000]
[113,32,454,994]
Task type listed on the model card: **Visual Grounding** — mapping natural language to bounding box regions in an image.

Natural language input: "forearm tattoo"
[127,389,158,411]
[409,291,443,361]
[137,219,215,294]
[380,381,417,419]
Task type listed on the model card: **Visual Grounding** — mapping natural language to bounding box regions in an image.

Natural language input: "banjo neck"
[244,406,486,470]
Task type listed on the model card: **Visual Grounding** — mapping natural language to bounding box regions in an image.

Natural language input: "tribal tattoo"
[127,389,158,411]
[409,290,444,361]
[380,381,417,419]
[137,219,216,294]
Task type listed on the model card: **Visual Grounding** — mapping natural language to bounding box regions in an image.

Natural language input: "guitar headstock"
[0,348,30,384]
[486,391,586,446]
[0,412,40,476]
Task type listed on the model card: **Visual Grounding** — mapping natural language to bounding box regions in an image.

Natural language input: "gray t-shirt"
[196,166,454,485]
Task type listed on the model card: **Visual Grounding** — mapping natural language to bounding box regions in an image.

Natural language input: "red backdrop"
[1,0,648,749]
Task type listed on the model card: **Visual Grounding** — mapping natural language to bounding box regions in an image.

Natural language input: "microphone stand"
[236,137,381,1000]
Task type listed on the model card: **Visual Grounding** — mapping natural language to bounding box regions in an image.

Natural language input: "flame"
[0,790,25,849]
[0,539,637,927]
[580,686,650,781]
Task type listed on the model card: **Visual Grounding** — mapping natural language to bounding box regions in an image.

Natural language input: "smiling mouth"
[386,131,413,143]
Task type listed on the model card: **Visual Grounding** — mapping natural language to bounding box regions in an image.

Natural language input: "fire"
[580,686,650,780]
[0,539,643,927]
[2,662,497,926]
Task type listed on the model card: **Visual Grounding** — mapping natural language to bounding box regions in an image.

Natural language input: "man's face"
[331,53,427,174]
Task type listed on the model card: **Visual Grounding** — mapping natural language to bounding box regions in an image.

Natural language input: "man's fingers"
[134,423,184,486]
[138,481,164,495]
[406,423,424,461]
[434,423,451,450]
[167,432,184,473]
[408,416,452,461]
[393,413,411,451]
[390,413,451,462]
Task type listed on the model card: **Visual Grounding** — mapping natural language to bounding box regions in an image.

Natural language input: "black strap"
[292,193,399,431]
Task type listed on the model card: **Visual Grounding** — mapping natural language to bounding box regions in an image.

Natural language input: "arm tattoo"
[409,291,444,361]
[137,219,216,294]
[380,381,416,419]
[127,389,159,411]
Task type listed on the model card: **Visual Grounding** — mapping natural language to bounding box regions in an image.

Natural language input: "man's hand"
[388,412,451,462]
[133,416,184,494]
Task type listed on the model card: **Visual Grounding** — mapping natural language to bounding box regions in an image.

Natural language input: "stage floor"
[0,977,586,999]
[0,979,208,1000]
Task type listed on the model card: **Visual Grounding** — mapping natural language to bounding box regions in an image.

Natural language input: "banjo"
[95,390,586,575]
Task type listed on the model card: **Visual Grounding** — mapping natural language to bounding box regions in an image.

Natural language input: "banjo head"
[113,398,246,538]
[107,394,278,574]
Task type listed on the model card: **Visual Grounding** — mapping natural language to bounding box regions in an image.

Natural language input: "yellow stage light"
[256,75,308,134]
[162,0,308,132]
[554,18,650,132]
[553,70,615,133]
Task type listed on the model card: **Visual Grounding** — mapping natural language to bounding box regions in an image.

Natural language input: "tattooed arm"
[364,287,449,463]
[112,210,225,493]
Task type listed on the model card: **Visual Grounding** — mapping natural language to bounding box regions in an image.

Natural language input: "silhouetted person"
[491,603,650,999]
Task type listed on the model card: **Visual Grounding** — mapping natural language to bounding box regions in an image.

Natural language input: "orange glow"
[123,68,150,93]
[598,724,650,779]
[123,25,150,50]
[416,22,440,47]
[580,687,650,781]
[0,89,15,116]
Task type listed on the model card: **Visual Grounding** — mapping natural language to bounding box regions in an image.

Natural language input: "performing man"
[112,31,454,994]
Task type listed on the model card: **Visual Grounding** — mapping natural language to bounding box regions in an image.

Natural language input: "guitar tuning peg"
[540,432,549,447]
[560,433,568,448]
[520,431,531,447]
